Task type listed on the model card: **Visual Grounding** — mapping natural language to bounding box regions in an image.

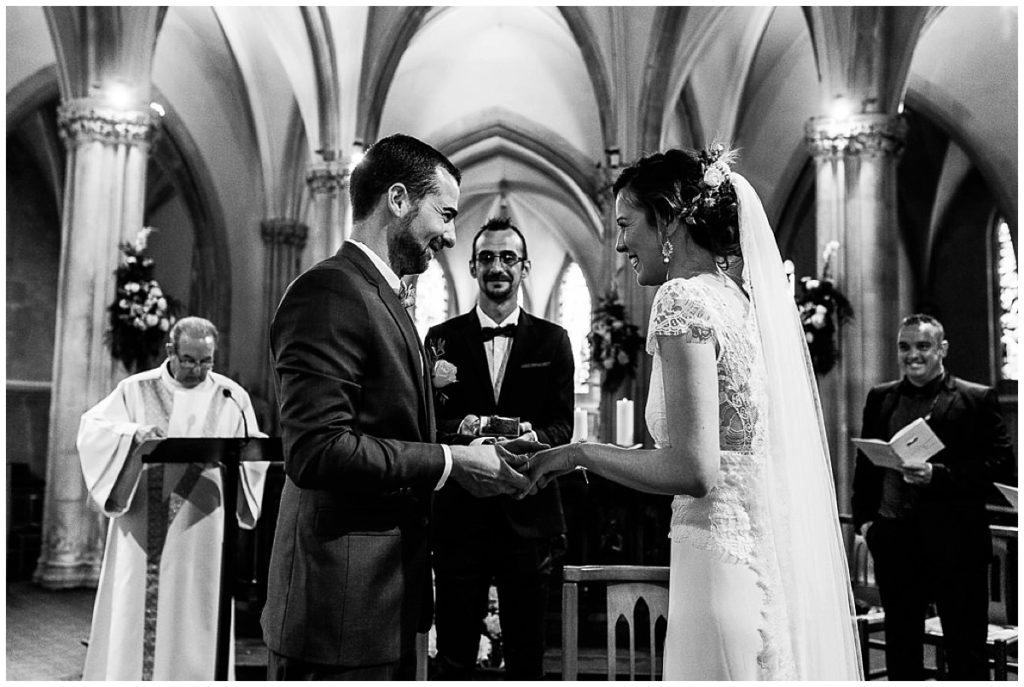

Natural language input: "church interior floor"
[6,581,94,680]
[6,578,996,682]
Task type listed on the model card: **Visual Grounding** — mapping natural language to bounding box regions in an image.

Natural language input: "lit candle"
[615,398,634,446]
[572,408,589,442]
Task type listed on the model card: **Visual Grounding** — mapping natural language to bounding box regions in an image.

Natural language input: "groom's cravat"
[481,324,517,341]
[397,280,417,309]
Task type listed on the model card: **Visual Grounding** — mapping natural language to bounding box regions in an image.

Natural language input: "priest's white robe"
[78,362,269,680]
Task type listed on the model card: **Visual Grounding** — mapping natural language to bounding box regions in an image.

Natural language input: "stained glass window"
[996,219,1017,380]
[556,261,593,391]
[413,259,450,341]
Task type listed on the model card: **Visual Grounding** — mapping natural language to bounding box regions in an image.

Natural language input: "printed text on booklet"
[851,417,944,470]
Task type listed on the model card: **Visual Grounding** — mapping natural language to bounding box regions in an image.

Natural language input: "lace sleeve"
[646,279,717,355]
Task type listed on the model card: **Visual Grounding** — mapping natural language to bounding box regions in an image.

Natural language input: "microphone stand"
[215,388,248,680]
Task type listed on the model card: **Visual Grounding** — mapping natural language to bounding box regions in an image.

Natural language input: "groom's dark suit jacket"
[425,309,574,544]
[852,372,1014,561]
[261,243,446,667]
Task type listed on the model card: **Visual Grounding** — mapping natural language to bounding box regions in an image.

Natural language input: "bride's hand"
[518,444,581,498]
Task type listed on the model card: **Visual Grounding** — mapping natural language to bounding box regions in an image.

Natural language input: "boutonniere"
[428,339,458,403]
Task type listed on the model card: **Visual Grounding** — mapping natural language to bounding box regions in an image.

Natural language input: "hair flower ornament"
[682,142,739,227]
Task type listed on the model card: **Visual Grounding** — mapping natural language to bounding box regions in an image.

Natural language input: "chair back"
[606,580,669,680]
[562,565,670,681]
[989,525,1018,626]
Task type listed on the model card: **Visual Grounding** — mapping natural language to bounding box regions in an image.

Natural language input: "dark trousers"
[433,536,554,680]
[267,649,416,681]
[867,518,991,680]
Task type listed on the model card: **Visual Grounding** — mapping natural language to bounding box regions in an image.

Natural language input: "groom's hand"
[498,435,549,456]
[449,444,529,497]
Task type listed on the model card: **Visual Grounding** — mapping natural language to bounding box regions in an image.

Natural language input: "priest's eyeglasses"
[176,355,214,369]
[474,250,527,267]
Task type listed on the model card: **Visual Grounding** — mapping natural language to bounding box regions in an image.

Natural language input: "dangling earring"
[661,239,674,264]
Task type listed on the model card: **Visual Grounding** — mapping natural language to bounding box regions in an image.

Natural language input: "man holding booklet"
[851,314,1014,680]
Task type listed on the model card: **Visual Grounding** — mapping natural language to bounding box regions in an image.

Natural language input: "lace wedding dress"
[646,272,796,679]
[643,173,861,680]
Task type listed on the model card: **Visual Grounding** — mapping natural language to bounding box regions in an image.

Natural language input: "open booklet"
[851,417,945,470]
[994,483,1018,511]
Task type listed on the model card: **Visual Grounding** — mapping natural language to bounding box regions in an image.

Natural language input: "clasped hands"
[449,438,579,498]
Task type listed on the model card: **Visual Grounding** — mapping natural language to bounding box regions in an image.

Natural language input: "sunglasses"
[474,251,527,267]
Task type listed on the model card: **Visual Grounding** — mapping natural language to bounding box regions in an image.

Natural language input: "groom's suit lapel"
[341,245,434,440]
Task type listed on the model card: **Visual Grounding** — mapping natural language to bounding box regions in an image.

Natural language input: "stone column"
[259,219,309,430]
[305,164,349,266]
[805,113,907,509]
[36,99,159,588]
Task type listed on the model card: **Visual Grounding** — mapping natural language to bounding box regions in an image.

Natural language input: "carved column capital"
[805,113,907,160]
[306,165,349,197]
[57,98,159,148]
[260,219,309,249]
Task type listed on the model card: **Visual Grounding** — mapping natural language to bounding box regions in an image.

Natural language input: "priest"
[77,316,269,680]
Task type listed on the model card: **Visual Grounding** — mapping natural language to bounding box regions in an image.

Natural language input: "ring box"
[479,415,520,438]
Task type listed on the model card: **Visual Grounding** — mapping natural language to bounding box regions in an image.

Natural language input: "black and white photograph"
[6,5,1018,681]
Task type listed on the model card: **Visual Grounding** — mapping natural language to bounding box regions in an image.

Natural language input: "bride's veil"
[732,173,864,679]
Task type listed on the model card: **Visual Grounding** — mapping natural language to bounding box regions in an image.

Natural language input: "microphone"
[222,388,250,439]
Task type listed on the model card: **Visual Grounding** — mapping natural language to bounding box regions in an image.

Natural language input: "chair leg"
[856,618,872,679]
[993,639,1008,681]
[561,582,579,681]
[934,639,945,679]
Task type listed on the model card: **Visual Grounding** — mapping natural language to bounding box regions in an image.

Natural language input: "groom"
[262,135,532,680]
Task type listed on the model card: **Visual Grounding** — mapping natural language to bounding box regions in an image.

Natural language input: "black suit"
[852,372,1014,680]
[425,309,574,679]
[262,243,446,678]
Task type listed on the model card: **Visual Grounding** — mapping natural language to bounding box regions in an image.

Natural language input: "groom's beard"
[389,213,430,276]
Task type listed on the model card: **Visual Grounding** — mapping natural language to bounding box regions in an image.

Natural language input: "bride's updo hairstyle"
[612,145,741,267]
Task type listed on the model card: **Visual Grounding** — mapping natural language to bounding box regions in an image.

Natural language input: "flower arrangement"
[107,227,178,372]
[795,241,853,375]
[588,288,644,391]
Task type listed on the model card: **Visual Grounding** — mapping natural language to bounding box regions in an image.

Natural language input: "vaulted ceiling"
[6,5,1018,376]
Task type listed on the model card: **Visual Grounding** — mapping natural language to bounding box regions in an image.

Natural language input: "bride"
[522,145,863,680]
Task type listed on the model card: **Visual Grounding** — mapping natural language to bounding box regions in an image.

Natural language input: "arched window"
[555,260,593,391]
[413,259,450,340]
[995,218,1018,381]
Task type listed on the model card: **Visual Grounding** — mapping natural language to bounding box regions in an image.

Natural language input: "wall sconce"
[605,147,621,168]
[348,141,365,171]
[104,82,134,111]
[827,95,853,121]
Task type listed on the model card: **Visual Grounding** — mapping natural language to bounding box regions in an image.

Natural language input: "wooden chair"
[415,632,428,680]
[842,516,1019,680]
[561,565,670,680]
[923,524,1018,680]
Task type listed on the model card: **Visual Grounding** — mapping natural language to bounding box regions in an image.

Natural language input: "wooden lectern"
[141,437,281,681]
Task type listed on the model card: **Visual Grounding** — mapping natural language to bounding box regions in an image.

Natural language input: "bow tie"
[397,280,416,309]
[481,324,517,341]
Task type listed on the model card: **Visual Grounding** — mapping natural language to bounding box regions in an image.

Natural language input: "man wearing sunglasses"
[425,217,574,680]
[77,316,269,679]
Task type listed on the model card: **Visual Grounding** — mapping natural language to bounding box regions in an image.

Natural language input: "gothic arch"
[558,6,616,149]
[638,6,688,152]
[358,6,430,144]
[148,93,233,364]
